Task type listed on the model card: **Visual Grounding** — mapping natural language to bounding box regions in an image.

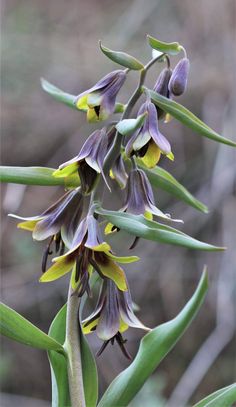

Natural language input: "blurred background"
[1,0,236,406]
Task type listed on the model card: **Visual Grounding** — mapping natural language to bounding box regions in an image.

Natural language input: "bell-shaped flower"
[168,58,190,96]
[109,154,128,189]
[153,67,172,119]
[40,214,139,294]
[53,128,110,194]
[125,100,174,168]
[82,278,150,358]
[75,70,126,122]
[9,188,83,271]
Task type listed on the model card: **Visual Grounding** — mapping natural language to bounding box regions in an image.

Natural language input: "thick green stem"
[64,282,86,407]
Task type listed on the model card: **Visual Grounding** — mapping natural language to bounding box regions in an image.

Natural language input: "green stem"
[64,281,86,407]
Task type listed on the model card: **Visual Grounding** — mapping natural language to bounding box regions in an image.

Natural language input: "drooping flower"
[40,214,139,295]
[82,278,150,358]
[9,188,83,271]
[53,128,110,194]
[75,70,126,122]
[125,100,174,168]
[153,67,172,119]
[109,154,128,189]
[168,58,190,96]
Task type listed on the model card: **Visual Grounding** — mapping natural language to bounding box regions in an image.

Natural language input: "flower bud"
[168,58,190,96]
[153,67,172,118]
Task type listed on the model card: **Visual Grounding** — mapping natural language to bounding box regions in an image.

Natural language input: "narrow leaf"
[0,302,64,353]
[116,113,147,136]
[99,41,144,70]
[95,207,225,251]
[80,329,99,407]
[48,304,71,407]
[98,269,208,407]
[147,34,182,55]
[146,89,236,147]
[193,383,236,407]
[0,166,80,187]
[137,160,208,213]
[41,78,78,110]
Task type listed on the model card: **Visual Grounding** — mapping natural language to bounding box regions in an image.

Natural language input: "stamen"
[129,236,140,250]
[116,332,132,360]
[96,340,110,357]
[41,236,54,273]
[89,257,105,280]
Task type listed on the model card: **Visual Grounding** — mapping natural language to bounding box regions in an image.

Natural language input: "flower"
[40,214,139,295]
[168,58,190,96]
[109,154,128,189]
[9,188,83,271]
[53,128,110,194]
[75,70,126,122]
[153,67,172,119]
[125,100,174,168]
[82,278,150,358]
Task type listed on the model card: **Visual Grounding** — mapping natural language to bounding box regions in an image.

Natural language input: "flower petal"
[96,280,120,340]
[17,219,39,231]
[106,252,140,263]
[140,140,161,168]
[95,256,127,291]
[39,256,74,282]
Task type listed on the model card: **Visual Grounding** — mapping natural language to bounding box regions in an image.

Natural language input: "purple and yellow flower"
[82,278,150,358]
[109,154,128,189]
[53,128,110,194]
[9,188,83,271]
[125,100,174,168]
[40,215,139,295]
[75,70,126,122]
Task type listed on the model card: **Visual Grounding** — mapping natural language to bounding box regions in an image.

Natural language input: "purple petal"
[96,280,120,340]
[147,102,171,154]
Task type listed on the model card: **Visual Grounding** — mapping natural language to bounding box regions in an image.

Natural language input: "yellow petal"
[82,318,99,334]
[92,242,111,252]
[167,151,174,161]
[64,173,80,188]
[106,252,140,264]
[97,258,127,291]
[119,319,129,333]
[104,222,117,235]
[87,107,99,123]
[164,113,173,123]
[39,257,74,283]
[144,211,153,220]
[17,220,39,231]
[141,142,161,168]
[53,162,78,178]
[76,94,89,111]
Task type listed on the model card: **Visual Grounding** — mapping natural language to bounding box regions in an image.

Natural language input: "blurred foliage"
[1,0,235,405]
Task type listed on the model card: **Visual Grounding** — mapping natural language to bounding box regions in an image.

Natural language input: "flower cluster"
[11,50,189,357]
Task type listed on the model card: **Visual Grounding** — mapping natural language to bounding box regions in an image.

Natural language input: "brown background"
[1,0,236,405]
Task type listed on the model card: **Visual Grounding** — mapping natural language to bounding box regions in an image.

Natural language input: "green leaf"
[0,302,64,353]
[99,41,144,70]
[116,113,147,136]
[193,383,236,407]
[146,89,236,147]
[80,329,99,407]
[95,207,225,251]
[0,166,80,187]
[41,78,78,110]
[137,160,208,213]
[147,34,182,55]
[48,304,98,407]
[98,269,208,407]
[48,304,71,407]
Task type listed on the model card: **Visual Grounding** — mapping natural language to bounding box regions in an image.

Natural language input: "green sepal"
[99,41,144,70]
[98,269,208,407]
[193,383,236,407]
[146,89,236,147]
[0,302,64,353]
[147,34,182,55]
[137,160,208,213]
[95,206,225,251]
[116,113,147,136]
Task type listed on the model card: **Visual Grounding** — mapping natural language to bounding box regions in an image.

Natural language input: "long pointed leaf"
[98,269,208,407]
[193,383,236,407]
[41,78,78,110]
[0,302,64,353]
[146,89,236,147]
[48,304,71,407]
[0,166,80,187]
[95,207,225,251]
[137,161,208,213]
